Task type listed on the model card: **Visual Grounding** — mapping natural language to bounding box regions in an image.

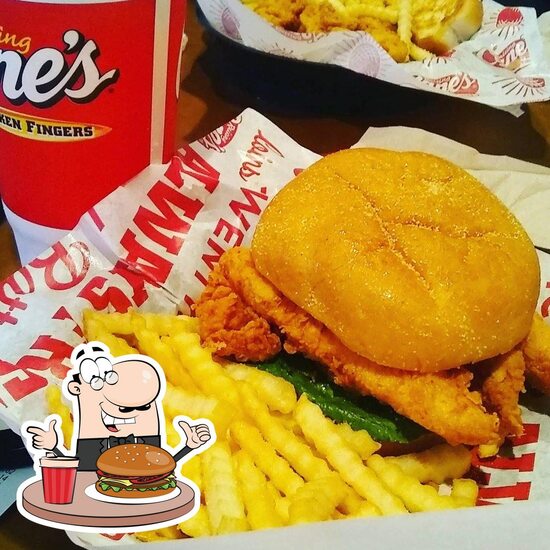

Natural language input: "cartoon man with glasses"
[25,342,213,471]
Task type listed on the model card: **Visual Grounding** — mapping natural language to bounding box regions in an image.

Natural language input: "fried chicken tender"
[242,0,305,32]
[194,264,281,362]
[475,349,525,442]
[522,313,550,395]
[198,247,500,446]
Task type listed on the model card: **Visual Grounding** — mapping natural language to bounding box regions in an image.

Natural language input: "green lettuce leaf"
[255,353,426,443]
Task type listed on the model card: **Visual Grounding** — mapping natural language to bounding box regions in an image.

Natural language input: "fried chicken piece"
[357,18,409,62]
[522,313,550,395]
[242,0,305,32]
[299,3,349,32]
[476,349,525,440]
[194,263,281,362]
[209,247,500,446]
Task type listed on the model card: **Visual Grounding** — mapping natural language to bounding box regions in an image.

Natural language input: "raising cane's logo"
[198,116,242,153]
[1,29,119,108]
[416,72,479,96]
[0,28,118,142]
[479,39,529,72]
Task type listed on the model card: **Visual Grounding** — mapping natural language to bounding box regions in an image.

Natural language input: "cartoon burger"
[96,443,177,499]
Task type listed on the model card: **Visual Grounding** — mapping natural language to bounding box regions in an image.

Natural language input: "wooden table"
[0,0,549,547]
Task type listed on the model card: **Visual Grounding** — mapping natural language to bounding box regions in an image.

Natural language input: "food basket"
[1,110,550,549]
[196,0,550,114]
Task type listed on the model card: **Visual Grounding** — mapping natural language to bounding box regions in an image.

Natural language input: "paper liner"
[196,0,550,110]
[1,109,549,546]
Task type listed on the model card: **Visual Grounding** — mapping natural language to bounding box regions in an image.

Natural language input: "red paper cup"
[0,0,187,262]
[40,456,79,505]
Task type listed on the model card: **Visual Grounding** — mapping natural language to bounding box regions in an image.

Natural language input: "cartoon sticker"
[17,341,215,532]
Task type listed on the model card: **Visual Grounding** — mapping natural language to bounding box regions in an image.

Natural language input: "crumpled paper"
[197,0,550,110]
[0,109,549,547]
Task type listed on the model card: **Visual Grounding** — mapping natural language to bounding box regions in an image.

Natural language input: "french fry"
[348,4,399,24]
[234,450,285,530]
[266,479,282,503]
[135,311,199,335]
[409,43,434,61]
[134,328,198,391]
[294,396,406,515]
[264,478,289,521]
[45,384,73,447]
[398,0,412,52]
[335,422,381,461]
[273,412,302,436]
[87,329,138,357]
[81,311,107,341]
[164,383,235,437]
[202,441,248,534]
[153,526,184,539]
[178,507,211,538]
[230,420,304,497]
[451,478,479,507]
[178,455,212,537]
[385,444,472,484]
[326,0,346,13]
[134,526,184,542]
[288,474,347,525]
[275,496,290,523]
[98,332,138,355]
[239,383,326,480]
[168,333,243,414]
[226,363,297,414]
[354,501,382,517]
[178,455,212,538]
[366,454,457,512]
[83,309,136,335]
[133,531,161,542]
[165,417,180,448]
[181,455,202,491]
[478,443,500,459]
[239,383,361,514]
[83,309,198,335]
[82,311,139,355]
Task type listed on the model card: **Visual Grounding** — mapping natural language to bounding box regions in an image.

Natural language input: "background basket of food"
[196,0,550,112]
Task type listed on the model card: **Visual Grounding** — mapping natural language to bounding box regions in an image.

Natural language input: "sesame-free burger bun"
[251,148,540,372]
[96,444,175,477]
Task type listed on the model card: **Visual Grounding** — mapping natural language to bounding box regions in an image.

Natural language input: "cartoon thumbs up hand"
[178,420,212,450]
[26,418,59,452]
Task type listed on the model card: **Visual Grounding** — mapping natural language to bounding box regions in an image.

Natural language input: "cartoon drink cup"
[0,0,187,263]
[39,453,79,505]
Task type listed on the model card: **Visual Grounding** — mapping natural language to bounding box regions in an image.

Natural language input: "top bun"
[252,148,540,372]
[97,444,175,477]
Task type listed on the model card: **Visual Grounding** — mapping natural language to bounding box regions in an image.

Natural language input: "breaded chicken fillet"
[196,248,501,446]
[523,313,550,395]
